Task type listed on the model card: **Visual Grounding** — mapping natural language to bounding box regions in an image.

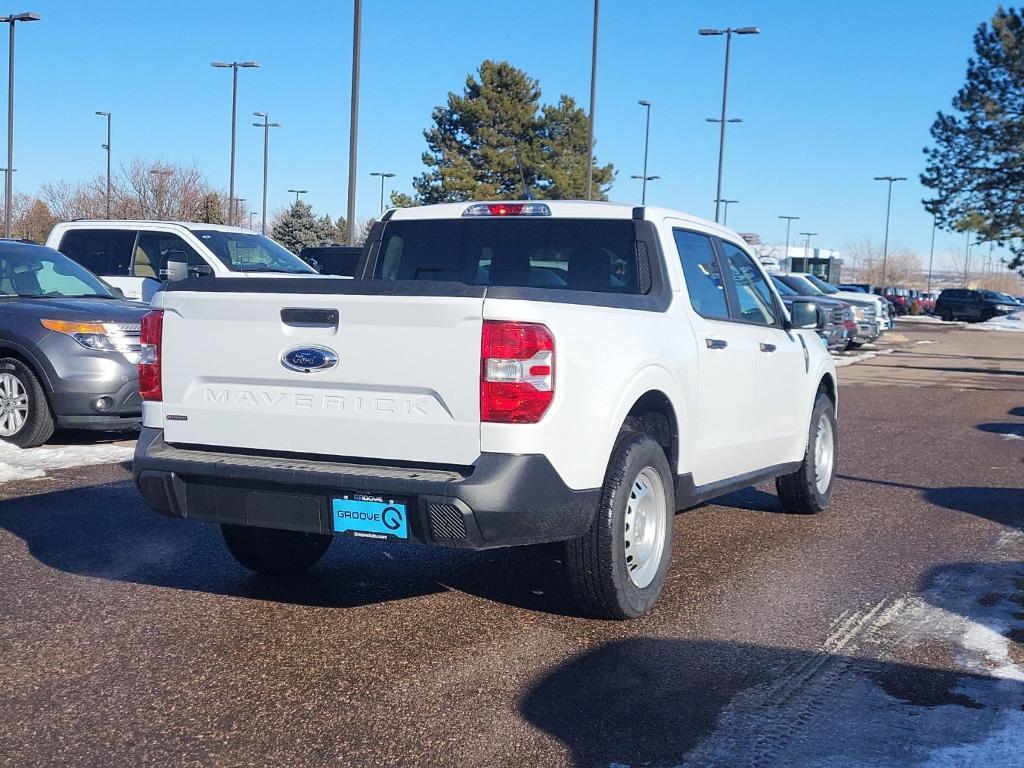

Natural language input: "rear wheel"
[565,433,674,620]
[0,358,54,448]
[776,393,837,515]
[221,525,333,577]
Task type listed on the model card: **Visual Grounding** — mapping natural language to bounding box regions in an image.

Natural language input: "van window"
[57,229,134,277]
[132,232,203,279]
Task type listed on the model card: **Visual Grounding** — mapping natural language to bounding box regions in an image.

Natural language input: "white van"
[46,221,318,302]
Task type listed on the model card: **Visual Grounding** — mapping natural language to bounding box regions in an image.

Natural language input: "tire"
[0,357,54,448]
[565,433,675,620]
[776,393,837,515]
[221,524,333,577]
[980,310,995,322]
[940,306,954,322]
[847,340,862,349]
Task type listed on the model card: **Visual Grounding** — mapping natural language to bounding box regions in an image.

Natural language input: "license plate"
[332,494,409,541]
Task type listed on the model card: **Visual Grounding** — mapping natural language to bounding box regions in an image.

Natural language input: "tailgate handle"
[281,308,339,327]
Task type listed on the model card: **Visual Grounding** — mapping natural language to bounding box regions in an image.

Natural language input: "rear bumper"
[132,428,601,550]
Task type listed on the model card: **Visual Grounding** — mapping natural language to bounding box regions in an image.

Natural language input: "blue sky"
[9,0,1006,267]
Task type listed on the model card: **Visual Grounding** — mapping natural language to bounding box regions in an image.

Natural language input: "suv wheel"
[776,393,837,514]
[980,309,996,322]
[0,358,55,448]
[940,306,954,322]
[565,433,674,619]
[221,525,333,577]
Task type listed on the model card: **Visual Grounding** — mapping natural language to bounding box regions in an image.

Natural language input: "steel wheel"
[623,466,668,589]
[814,414,835,495]
[0,373,28,437]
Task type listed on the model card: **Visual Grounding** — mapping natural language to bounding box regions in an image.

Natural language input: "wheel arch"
[0,342,54,392]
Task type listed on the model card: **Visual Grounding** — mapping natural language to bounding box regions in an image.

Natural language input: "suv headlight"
[41,319,142,363]
[996,304,1017,312]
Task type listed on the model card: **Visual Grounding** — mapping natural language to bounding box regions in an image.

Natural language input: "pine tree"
[922,7,1024,273]
[408,60,614,204]
[270,201,336,254]
[198,193,227,224]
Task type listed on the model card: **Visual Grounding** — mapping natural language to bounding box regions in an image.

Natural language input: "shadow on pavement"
[977,422,1024,438]
[1008,406,1024,418]
[0,479,580,614]
[520,636,1024,767]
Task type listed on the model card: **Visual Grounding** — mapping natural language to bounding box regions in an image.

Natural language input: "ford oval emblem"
[281,346,339,373]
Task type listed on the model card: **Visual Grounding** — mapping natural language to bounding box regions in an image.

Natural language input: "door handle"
[705,338,728,350]
[759,343,777,353]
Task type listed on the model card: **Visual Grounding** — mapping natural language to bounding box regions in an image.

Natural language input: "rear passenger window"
[718,241,778,326]
[673,230,729,320]
[57,230,134,277]
[132,232,204,279]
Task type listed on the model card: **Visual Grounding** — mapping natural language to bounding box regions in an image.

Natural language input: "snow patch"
[0,441,134,483]
[968,309,1024,332]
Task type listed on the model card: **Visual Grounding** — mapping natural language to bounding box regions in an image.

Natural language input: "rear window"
[375,219,639,293]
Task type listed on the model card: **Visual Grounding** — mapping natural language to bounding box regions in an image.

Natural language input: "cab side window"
[718,240,778,326]
[133,232,203,279]
[57,229,134,277]
[674,229,729,320]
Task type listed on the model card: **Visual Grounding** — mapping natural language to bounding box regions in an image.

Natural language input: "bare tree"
[844,238,922,286]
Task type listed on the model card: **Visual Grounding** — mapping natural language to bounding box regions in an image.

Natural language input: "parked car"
[133,200,838,620]
[775,273,880,345]
[298,245,363,277]
[934,288,1020,322]
[790,273,891,336]
[46,221,318,302]
[881,286,911,315]
[771,276,848,352]
[0,240,148,447]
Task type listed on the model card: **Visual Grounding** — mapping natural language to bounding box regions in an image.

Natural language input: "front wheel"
[776,393,837,515]
[565,433,675,620]
[940,307,954,322]
[0,358,54,448]
[221,525,333,577]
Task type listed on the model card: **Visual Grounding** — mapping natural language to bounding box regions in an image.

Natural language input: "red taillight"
[139,310,163,402]
[488,203,524,216]
[481,321,554,424]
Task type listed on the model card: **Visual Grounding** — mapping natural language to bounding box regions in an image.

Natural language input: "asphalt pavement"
[1,323,1022,767]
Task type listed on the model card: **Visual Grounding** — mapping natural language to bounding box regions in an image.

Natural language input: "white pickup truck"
[133,201,838,619]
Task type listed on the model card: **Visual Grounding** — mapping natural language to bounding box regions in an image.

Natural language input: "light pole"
[288,188,307,205]
[2,12,38,238]
[873,175,905,287]
[637,99,652,204]
[345,0,361,245]
[248,211,258,230]
[926,214,936,295]
[778,215,799,266]
[584,0,599,200]
[149,167,172,220]
[699,25,759,224]
[715,198,737,226]
[211,60,259,224]
[799,232,817,261]
[369,171,395,215]
[95,111,111,219]
[252,112,280,235]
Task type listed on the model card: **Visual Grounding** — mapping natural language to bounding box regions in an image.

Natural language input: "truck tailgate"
[158,286,484,466]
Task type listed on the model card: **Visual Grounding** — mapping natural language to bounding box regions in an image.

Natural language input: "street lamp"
[252,112,280,235]
[926,214,937,295]
[149,167,172,219]
[288,188,307,204]
[873,175,906,288]
[631,174,659,203]
[699,25,759,224]
[369,171,396,215]
[584,0,599,200]
[211,60,259,224]
[778,215,799,264]
[637,99,652,204]
[715,199,737,226]
[95,111,111,219]
[345,0,361,245]
[248,211,258,230]
[799,231,818,260]
[1,11,39,238]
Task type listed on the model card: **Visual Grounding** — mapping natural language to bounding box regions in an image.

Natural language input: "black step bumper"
[133,428,600,550]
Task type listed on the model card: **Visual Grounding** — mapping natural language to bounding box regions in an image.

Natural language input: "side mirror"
[108,286,126,299]
[789,300,819,330]
[160,257,188,282]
